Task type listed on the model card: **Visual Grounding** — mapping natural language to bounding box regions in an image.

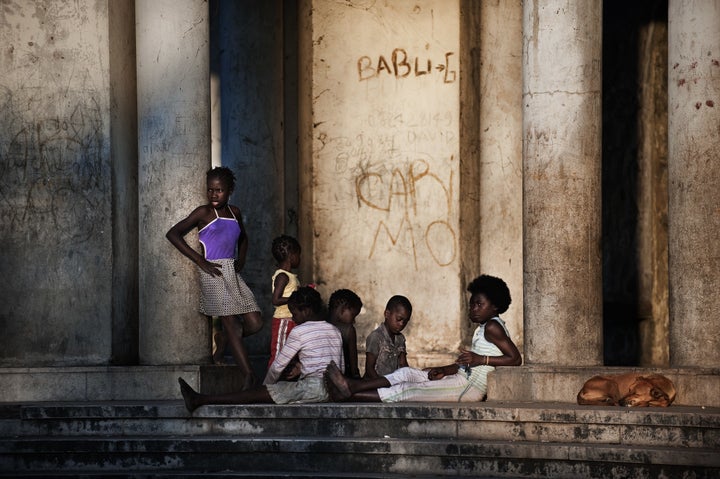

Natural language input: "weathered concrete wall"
[300,0,469,366]
[667,0,720,368]
[108,0,139,365]
[458,1,482,347]
[477,0,524,353]
[213,0,286,362]
[137,0,210,365]
[637,10,669,367]
[522,0,603,366]
[0,1,114,366]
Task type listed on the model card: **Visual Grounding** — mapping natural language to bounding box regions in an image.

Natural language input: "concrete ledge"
[0,365,246,402]
[487,365,720,407]
[4,365,718,406]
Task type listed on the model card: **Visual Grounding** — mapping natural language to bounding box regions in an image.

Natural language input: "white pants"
[377,367,484,403]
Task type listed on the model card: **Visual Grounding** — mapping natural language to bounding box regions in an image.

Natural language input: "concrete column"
[637,15,669,367]
[522,0,603,365]
[668,0,720,368]
[137,0,210,365]
[0,0,113,366]
[299,0,467,367]
[109,0,139,364]
[478,0,524,353]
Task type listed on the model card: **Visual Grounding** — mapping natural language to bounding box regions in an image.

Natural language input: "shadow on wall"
[601,0,667,366]
[603,302,640,366]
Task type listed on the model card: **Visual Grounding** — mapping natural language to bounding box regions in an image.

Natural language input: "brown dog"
[577,373,676,407]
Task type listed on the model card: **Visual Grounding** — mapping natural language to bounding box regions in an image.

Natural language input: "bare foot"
[212,332,227,365]
[324,360,351,400]
[178,377,200,413]
[324,371,348,402]
[241,372,257,391]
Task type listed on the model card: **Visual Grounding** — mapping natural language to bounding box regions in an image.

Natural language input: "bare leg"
[344,390,382,402]
[212,331,227,365]
[241,310,263,336]
[325,361,389,401]
[324,375,382,402]
[220,315,257,389]
[178,377,274,413]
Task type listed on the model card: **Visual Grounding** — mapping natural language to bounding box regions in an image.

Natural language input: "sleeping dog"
[577,372,676,407]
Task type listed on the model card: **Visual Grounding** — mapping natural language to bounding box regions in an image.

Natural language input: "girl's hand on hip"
[199,259,222,277]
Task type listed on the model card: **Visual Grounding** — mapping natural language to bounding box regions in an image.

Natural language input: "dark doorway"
[602,0,668,366]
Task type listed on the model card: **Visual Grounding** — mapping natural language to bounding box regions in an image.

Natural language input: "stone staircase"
[1,400,718,478]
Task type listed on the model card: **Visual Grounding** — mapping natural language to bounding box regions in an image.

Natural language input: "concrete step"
[2,436,718,478]
[0,401,718,477]
[3,401,718,448]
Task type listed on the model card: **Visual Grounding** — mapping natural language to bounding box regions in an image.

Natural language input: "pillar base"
[487,365,720,407]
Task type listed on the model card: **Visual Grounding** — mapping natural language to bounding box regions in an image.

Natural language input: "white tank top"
[466,316,510,393]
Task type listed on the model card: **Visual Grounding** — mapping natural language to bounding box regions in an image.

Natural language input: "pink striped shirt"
[264,320,344,385]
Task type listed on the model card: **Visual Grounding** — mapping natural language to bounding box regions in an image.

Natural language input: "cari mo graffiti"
[355,157,457,269]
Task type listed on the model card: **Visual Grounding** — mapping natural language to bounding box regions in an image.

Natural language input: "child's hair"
[207,166,236,190]
[467,274,512,314]
[328,289,363,312]
[271,235,301,263]
[385,295,412,314]
[288,286,323,314]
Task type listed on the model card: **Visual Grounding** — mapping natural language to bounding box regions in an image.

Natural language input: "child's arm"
[363,330,381,378]
[455,322,522,368]
[397,352,408,369]
[482,321,522,366]
[264,329,302,384]
[166,207,221,276]
[345,326,361,379]
[271,272,290,306]
[233,206,248,271]
[397,334,408,369]
[426,364,461,380]
[364,352,380,379]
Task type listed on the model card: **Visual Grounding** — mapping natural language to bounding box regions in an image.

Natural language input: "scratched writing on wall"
[354,155,456,270]
[0,94,109,245]
[318,105,457,269]
[357,48,457,83]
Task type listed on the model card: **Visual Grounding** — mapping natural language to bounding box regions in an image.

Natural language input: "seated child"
[325,275,522,403]
[364,295,411,379]
[327,289,364,379]
[178,287,344,412]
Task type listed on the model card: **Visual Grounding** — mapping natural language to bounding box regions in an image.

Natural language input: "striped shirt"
[264,320,344,385]
[466,316,510,393]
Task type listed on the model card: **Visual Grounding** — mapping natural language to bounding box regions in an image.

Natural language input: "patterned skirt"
[198,258,260,316]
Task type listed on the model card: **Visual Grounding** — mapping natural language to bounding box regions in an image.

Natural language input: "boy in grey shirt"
[364,295,411,378]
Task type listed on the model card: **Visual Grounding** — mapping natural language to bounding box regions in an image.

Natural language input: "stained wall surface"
[667,0,720,368]
[0,1,113,366]
[300,0,472,366]
[478,1,524,351]
[2,0,703,376]
[212,1,286,360]
[137,0,211,365]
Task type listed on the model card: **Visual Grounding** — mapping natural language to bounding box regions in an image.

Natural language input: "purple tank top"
[198,208,241,260]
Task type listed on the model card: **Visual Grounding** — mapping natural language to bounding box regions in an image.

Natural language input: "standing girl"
[268,235,302,366]
[166,166,263,390]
